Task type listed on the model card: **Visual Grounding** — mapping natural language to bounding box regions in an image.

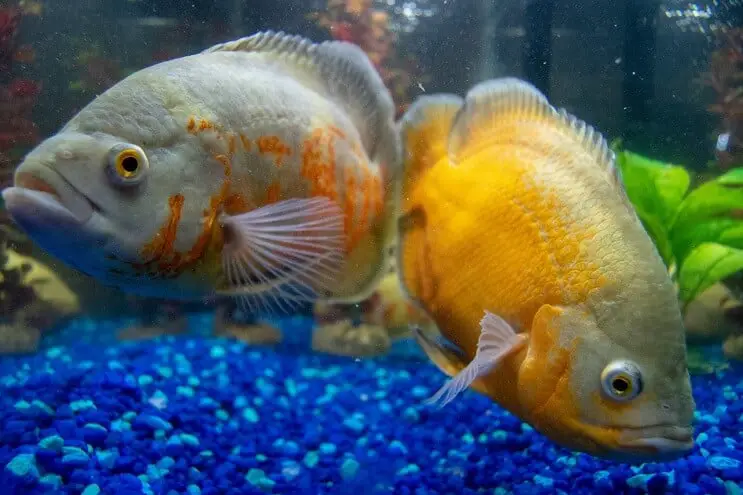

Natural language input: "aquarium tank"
[2,0,743,493]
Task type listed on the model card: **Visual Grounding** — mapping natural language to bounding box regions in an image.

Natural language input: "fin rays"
[219,197,345,316]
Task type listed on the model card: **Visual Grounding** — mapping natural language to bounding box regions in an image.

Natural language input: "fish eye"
[107,144,149,186]
[600,360,643,402]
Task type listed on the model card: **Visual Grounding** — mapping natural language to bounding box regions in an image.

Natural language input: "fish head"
[2,129,218,298]
[517,303,695,462]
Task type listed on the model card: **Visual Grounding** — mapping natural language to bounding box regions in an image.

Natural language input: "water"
[2,0,743,493]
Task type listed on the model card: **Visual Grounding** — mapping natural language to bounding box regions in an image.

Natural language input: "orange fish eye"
[116,151,140,178]
[107,144,149,186]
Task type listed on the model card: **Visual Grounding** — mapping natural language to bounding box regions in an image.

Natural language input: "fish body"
[2,31,400,309]
[397,78,695,460]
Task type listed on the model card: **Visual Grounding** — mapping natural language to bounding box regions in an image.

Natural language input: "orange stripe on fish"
[301,127,339,201]
[265,182,281,204]
[301,126,385,252]
[228,134,237,155]
[257,135,292,167]
[133,193,185,276]
[239,134,251,152]
[130,118,243,278]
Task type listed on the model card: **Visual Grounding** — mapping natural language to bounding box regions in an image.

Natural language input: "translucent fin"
[218,197,345,315]
[202,30,398,166]
[448,77,628,206]
[411,325,468,378]
[398,95,463,200]
[425,310,527,408]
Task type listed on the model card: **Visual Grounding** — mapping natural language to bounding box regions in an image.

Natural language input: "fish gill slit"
[128,116,243,279]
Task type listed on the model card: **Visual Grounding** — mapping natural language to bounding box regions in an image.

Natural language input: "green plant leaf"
[615,150,690,266]
[677,243,743,310]
[670,218,743,264]
[669,168,743,266]
[617,150,690,225]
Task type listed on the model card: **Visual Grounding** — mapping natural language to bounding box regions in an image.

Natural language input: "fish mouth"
[2,170,95,227]
[616,424,694,461]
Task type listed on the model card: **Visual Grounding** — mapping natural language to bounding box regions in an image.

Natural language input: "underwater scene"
[3,0,743,493]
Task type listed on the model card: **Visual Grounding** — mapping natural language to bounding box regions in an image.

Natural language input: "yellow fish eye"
[107,144,149,186]
[600,360,643,402]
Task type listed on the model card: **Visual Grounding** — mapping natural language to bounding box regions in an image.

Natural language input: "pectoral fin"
[423,311,528,408]
[217,196,345,311]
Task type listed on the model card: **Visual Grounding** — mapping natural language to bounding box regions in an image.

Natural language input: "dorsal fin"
[448,78,627,202]
[398,94,463,199]
[203,31,399,172]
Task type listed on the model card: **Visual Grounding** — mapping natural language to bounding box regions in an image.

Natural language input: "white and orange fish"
[396,78,695,461]
[1,31,401,311]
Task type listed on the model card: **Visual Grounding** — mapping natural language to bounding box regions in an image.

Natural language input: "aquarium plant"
[613,141,743,314]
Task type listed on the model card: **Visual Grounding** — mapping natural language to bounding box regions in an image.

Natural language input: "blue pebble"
[709,456,742,470]
[46,347,63,358]
[411,385,428,398]
[156,366,173,378]
[210,345,226,358]
[627,473,652,489]
[5,453,39,478]
[135,414,173,432]
[303,452,319,468]
[157,457,176,470]
[30,400,54,415]
[39,474,63,489]
[397,464,421,476]
[187,485,202,495]
[242,408,259,423]
[147,464,163,480]
[38,434,64,451]
[389,440,408,456]
[533,475,554,488]
[69,399,96,412]
[62,451,90,467]
[81,484,101,495]
[319,443,337,455]
[177,386,195,397]
[96,449,119,469]
[402,407,420,422]
[343,416,365,433]
[341,458,360,480]
[245,468,275,490]
[180,433,200,447]
[138,375,154,386]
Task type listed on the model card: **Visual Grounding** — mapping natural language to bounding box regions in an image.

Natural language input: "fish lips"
[2,171,94,231]
[616,424,694,461]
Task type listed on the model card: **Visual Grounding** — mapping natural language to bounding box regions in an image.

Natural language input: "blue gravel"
[0,314,742,494]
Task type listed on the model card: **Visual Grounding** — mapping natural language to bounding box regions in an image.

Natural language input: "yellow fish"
[397,78,695,461]
[2,31,400,311]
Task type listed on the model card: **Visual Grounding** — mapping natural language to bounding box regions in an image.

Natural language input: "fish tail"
[398,95,463,202]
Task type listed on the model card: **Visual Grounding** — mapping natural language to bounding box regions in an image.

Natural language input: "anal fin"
[412,325,468,378]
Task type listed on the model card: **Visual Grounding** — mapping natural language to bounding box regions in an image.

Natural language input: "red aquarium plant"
[706,28,743,169]
[0,1,42,186]
[309,0,426,117]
